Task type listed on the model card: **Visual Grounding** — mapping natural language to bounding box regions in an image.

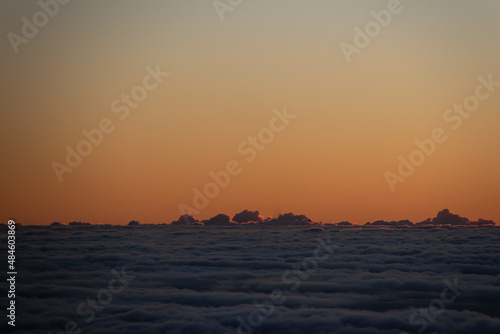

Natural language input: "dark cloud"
[127,220,140,226]
[335,221,353,226]
[47,209,496,228]
[470,218,496,226]
[203,213,235,226]
[365,220,414,227]
[171,214,202,226]
[233,210,262,224]
[417,209,496,226]
[263,213,317,226]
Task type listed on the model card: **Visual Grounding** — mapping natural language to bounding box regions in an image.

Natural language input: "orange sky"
[1,0,499,225]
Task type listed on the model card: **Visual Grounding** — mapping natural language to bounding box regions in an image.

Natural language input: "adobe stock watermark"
[385,74,499,192]
[339,0,412,64]
[7,0,72,55]
[178,106,296,221]
[399,277,468,334]
[213,0,243,21]
[226,235,339,334]
[49,267,135,334]
[52,64,169,182]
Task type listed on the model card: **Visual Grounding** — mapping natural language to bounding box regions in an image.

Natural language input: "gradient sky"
[1,0,499,225]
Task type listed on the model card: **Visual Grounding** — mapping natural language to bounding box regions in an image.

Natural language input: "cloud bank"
[1,224,499,333]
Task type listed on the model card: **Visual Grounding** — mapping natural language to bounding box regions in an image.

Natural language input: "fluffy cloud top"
[2,224,499,334]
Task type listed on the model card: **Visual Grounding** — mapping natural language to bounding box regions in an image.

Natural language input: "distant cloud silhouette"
[365,219,413,227]
[264,213,317,226]
[417,209,469,226]
[417,209,495,226]
[472,218,496,226]
[171,214,202,226]
[43,209,495,227]
[232,210,262,224]
[127,220,140,226]
[203,213,235,226]
[335,221,353,226]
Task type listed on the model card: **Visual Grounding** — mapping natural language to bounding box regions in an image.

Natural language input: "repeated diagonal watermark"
[225,235,339,334]
[51,64,169,182]
[8,0,73,55]
[399,277,469,334]
[48,266,135,334]
[384,74,499,192]
[213,0,244,21]
[339,0,413,64]
[178,106,296,222]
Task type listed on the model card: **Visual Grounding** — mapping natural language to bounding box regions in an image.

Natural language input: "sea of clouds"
[2,225,500,334]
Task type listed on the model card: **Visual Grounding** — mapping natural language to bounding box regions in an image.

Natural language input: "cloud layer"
[1,225,499,334]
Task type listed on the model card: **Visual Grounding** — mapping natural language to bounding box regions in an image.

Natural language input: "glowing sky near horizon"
[1,0,499,225]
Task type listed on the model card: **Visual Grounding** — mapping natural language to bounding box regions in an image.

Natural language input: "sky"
[1,0,499,225]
